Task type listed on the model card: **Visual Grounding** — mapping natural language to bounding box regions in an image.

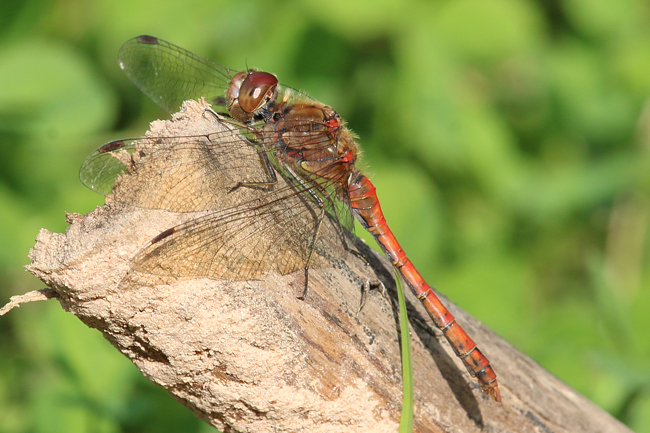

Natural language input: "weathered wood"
[16,101,631,433]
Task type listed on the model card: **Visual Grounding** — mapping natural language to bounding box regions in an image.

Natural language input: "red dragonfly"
[80,35,500,402]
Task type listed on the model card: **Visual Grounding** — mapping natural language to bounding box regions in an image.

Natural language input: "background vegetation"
[1,0,649,431]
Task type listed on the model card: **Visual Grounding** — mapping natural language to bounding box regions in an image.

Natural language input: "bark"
[8,100,632,433]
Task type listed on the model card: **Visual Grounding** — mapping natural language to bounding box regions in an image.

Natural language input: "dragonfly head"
[226,70,278,121]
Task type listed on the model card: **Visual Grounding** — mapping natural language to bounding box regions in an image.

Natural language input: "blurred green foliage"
[1,0,649,431]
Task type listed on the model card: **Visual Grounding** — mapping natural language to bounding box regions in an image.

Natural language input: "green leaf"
[396,269,413,433]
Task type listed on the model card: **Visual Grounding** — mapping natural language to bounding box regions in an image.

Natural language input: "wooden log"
[14,100,631,433]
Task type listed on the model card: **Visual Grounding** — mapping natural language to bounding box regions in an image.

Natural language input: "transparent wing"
[80,123,272,212]
[80,139,136,195]
[130,182,343,280]
[112,127,355,280]
[80,109,355,233]
[80,99,356,280]
[119,35,237,113]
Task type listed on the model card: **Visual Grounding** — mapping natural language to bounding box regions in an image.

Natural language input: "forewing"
[80,139,136,195]
[118,35,236,114]
[80,111,272,212]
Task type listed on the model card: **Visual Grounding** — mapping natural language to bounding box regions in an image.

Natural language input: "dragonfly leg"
[357,279,386,313]
[228,145,278,193]
[206,112,280,193]
[299,268,310,300]
[298,201,325,300]
[229,179,277,193]
[348,247,370,266]
[201,106,221,121]
[278,163,328,300]
[229,149,277,191]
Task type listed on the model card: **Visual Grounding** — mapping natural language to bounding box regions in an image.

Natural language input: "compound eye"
[238,71,278,113]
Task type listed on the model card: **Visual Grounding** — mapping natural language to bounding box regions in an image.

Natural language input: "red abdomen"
[348,172,501,402]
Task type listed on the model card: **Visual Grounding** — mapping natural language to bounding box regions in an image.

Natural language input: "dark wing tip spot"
[136,35,159,45]
[99,140,127,153]
[151,227,176,244]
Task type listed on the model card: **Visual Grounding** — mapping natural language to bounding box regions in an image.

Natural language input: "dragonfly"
[80,35,501,402]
